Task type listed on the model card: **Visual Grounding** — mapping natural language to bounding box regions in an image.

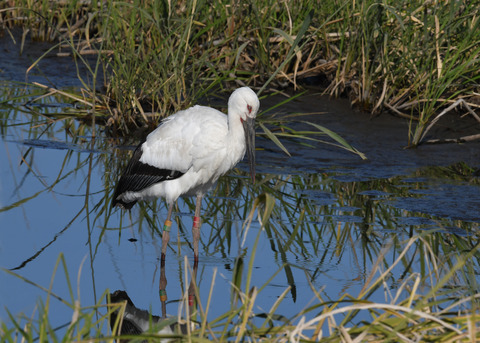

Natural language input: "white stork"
[112,87,260,262]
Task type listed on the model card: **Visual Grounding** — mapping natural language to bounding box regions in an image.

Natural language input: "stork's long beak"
[242,117,256,184]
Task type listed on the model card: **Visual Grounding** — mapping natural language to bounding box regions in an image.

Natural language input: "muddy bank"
[259,91,480,180]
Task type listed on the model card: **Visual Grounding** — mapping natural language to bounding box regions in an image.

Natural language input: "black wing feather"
[112,142,184,209]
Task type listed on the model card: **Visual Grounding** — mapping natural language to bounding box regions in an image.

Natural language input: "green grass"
[3,0,479,144]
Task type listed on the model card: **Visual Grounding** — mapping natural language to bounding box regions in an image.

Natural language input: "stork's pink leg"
[161,203,174,262]
[192,195,202,263]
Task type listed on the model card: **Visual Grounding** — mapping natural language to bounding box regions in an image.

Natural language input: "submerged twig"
[32,82,95,107]
[422,133,480,144]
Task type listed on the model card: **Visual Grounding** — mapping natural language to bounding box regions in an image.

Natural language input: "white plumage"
[112,87,260,262]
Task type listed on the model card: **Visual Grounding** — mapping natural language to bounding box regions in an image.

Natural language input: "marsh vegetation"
[1,0,480,342]
[2,0,480,143]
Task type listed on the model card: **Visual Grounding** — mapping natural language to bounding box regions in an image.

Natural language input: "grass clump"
[324,0,480,145]
[2,0,319,134]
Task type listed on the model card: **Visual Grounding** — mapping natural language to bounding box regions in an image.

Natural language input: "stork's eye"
[247,104,252,113]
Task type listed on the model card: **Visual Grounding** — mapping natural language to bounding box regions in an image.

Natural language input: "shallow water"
[1,36,480,337]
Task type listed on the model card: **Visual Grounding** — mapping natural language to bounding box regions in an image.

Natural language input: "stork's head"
[228,87,260,121]
[228,87,259,184]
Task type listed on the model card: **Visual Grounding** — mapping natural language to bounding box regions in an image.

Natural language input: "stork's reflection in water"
[109,258,198,342]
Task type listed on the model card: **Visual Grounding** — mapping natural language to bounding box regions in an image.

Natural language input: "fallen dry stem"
[418,99,480,144]
[384,102,419,121]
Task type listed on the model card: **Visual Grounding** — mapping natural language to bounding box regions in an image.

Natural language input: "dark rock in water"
[109,290,188,342]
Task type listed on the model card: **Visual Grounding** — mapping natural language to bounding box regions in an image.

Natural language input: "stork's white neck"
[224,86,259,168]
[227,108,247,156]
